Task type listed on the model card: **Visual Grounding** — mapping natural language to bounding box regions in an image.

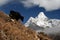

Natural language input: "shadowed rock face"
[0,11,52,40]
[37,32,53,40]
[9,10,24,21]
[48,33,60,40]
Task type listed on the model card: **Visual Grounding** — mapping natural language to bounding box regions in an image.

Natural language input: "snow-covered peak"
[25,17,37,27]
[34,12,49,27]
[37,12,48,20]
[25,12,50,28]
[28,17,34,21]
[25,17,34,27]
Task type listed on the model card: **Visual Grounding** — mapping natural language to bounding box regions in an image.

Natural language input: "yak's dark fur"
[9,10,24,21]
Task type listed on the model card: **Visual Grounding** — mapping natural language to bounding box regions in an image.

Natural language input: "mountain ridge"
[25,12,60,32]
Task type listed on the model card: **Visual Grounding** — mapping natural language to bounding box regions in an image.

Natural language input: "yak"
[9,10,24,21]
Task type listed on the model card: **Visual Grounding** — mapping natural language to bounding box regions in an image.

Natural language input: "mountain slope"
[0,11,53,40]
[0,11,39,40]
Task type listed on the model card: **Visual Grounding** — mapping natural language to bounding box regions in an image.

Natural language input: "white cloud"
[0,0,11,6]
[21,0,60,11]
[43,26,60,35]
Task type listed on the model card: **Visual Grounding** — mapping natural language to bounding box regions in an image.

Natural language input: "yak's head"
[9,10,24,21]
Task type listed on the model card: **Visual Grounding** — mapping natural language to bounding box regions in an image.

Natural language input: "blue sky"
[0,0,60,23]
